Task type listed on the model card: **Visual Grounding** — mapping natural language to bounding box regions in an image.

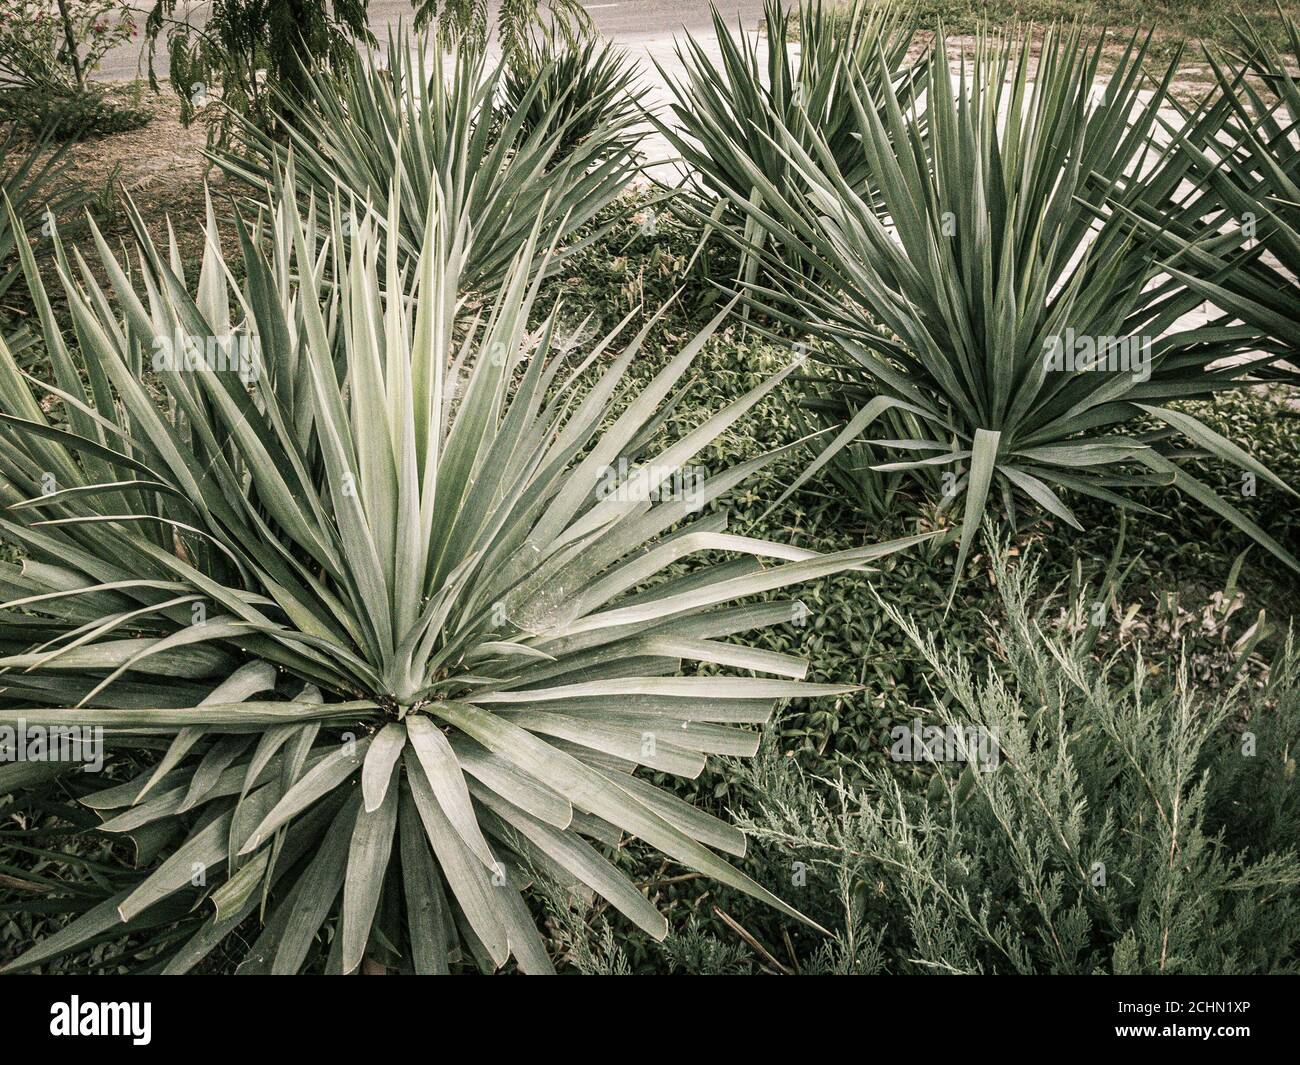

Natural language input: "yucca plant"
[650,0,924,516]
[714,26,1299,578]
[499,25,641,158]
[1,121,84,318]
[215,31,639,297]
[651,0,919,272]
[1116,15,1300,375]
[0,180,931,973]
[780,362,945,522]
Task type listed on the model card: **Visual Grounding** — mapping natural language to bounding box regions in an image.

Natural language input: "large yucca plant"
[0,181,930,973]
[715,26,1299,578]
[215,32,639,297]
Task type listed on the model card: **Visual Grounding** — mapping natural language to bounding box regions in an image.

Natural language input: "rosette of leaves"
[708,26,1300,580]
[217,31,639,297]
[0,184,930,974]
[650,0,920,277]
[499,24,641,158]
[1115,13,1300,377]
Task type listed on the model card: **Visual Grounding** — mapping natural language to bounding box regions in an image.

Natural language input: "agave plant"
[711,26,1299,578]
[215,31,639,297]
[1116,15,1300,375]
[0,181,930,973]
[499,24,641,158]
[651,0,919,273]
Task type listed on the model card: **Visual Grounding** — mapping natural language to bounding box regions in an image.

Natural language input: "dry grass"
[2,90,242,331]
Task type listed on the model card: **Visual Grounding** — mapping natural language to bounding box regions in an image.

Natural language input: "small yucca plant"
[714,26,1299,578]
[499,25,641,158]
[0,182,930,974]
[1118,14,1300,373]
[216,31,639,296]
[651,0,918,273]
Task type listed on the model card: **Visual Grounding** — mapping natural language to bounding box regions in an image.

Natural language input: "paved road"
[96,0,770,176]
[98,1,767,81]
